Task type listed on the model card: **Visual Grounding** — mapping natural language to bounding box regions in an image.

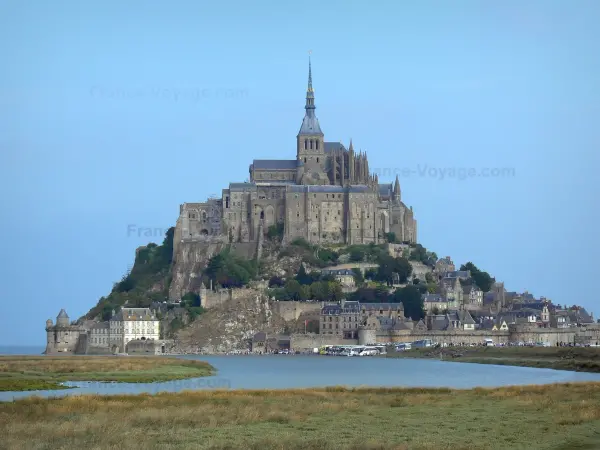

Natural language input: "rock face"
[169,240,227,301]
[169,241,258,301]
[173,289,287,353]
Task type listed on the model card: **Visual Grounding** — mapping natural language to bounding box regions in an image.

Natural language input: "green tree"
[295,264,312,285]
[460,262,495,292]
[352,268,364,286]
[181,292,201,307]
[393,285,425,321]
[267,222,284,240]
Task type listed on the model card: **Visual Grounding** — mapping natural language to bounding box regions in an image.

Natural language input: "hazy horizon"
[1,0,599,345]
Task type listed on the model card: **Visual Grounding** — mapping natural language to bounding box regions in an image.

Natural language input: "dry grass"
[1,383,600,449]
[0,356,214,391]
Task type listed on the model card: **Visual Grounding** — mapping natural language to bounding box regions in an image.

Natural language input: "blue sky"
[1,1,599,345]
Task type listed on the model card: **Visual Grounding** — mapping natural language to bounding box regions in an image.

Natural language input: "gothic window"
[304,140,308,150]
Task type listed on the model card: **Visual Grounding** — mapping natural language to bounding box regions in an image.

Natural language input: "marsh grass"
[0,356,214,391]
[1,383,600,449]
[387,346,600,372]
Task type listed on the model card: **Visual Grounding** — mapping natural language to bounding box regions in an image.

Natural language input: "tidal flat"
[385,346,600,373]
[0,356,214,391]
[1,383,600,449]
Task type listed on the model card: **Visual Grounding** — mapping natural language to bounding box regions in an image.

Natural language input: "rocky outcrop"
[173,289,287,353]
[169,240,258,301]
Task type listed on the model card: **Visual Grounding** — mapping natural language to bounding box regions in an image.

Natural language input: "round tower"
[56,309,70,327]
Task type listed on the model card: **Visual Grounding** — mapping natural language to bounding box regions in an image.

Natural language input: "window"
[316,140,319,150]
[304,158,307,163]
[317,157,319,163]
[304,140,308,150]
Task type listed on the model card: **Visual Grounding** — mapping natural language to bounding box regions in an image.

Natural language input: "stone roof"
[252,160,298,170]
[57,309,69,319]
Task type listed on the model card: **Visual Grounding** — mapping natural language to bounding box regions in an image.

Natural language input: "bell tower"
[296,54,328,185]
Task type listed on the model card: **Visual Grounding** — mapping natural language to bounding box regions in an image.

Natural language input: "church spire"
[305,53,315,117]
[298,52,323,136]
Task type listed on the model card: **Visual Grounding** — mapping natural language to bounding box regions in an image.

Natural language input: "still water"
[3,352,600,402]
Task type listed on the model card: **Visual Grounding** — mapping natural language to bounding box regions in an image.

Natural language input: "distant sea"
[0,346,45,355]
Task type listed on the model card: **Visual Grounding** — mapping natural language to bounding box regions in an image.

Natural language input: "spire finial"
[308,50,313,92]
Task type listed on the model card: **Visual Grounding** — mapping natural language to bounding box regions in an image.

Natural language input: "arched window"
[316,140,319,150]
[304,140,307,150]
[304,157,307,163]
[317,157,319,163]
[310,140,313,149]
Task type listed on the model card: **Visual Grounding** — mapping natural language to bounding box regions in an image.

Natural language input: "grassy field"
[386,346,600,372]
[0,356,214,391]
[1,383,600,449]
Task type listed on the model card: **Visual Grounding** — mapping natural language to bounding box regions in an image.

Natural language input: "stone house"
[422,294,452,313]
[457,310,476,331]
[462,285,483,306]
[319,300,406,338]
[321,268,356,292]
[440,277,463,308]
[251,332,290,353]
[434,257,455,274]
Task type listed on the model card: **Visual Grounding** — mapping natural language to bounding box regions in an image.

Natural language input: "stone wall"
[371,330,511,346]
[126,339,164,355]
[290,333,358,350]
[271,301,323,322]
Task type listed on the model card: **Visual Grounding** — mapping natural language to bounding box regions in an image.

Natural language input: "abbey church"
[175,60,417,246]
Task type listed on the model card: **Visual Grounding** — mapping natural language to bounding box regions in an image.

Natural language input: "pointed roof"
[57,309,69,319]
[298,55,323,136]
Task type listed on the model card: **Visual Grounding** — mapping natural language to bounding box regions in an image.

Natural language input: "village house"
[422,293,452,313]
[321,268,356,292]
[462,285,483,307]
[434,257,455,274]
[440,277,463,308]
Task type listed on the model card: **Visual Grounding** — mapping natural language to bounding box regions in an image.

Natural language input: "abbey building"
[175,60,417,246]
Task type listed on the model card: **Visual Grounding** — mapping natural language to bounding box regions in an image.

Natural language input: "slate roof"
[422,294,445,303]
[324,142,347,154]
[430,315,450,331]
[253,332,267,341]
[57,309,69,319]
[444,270,471,279]
[110,308,156,322]
[379,183,393,199]
[229,182,257,191]
[361,303,404,311]
[252,160,298,170]
[288,185,372,194]
[458,310,476,325]
[298,113,323,135]
[322,269,354,276]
